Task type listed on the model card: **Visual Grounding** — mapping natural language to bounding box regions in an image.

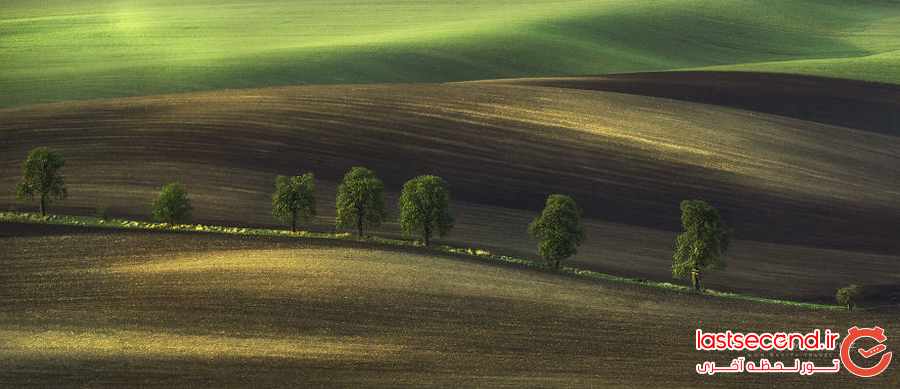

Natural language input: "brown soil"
[1,82,898,302]
[1,226,897,388]
[480,71,900,136]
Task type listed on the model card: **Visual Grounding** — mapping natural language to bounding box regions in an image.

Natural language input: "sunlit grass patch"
[3,0,900,106]
[0,211,351,239]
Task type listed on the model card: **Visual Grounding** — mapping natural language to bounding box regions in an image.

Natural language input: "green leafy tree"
[528,194,585,269]
[335,167,386,237]
[16,147,67,216]
[152,182,192,224]
[272,173,316,232]
[836,284,863,312]
[672,200,731,292]
[399,175,453,246]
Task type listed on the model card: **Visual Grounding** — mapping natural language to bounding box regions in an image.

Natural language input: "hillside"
[481,71,900,135]
[2,82,899,301]
[1,224,897,387]
[3,0,900,107]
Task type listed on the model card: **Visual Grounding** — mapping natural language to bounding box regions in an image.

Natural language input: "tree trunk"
[555,259,560,270]
[40,194,47,216]
[691,269,703,292]
[355,205,365,238]
[423,225,431,247]
[291,210,297,233]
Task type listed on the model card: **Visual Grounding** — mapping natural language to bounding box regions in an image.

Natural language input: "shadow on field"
[1,228,898,388]
[487,71,900,136]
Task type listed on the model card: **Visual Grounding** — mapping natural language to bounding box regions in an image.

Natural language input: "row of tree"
[15,147,773,301]
[270,167,454,247]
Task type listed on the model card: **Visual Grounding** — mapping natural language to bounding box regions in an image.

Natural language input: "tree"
[16,147,67,216]
[672,200,730,292]
[528,194,585,269]
[399,175,453,246]
[335,167,386,237]
[152,182,192,224]
[272,173,316,232]
[836,285,863,312]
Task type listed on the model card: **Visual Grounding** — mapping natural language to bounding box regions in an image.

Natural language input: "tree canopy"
[152,182,192,224]
[335,167,386,237]
[672,199,730,291]
[836,284,862,312]
[16,147,67,216]
[528,194,585,269]
[399,175,453,246]
[272,173,316,232]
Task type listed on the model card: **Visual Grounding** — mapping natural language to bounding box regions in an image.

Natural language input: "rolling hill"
[4,1,900,386]
[3,0,900,107]
[2,81,899,301]
[480,71,900,135]
[1,223,897,387]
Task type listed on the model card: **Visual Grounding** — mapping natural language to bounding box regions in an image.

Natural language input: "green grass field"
[3,0,900,107]
[4,1,900,386]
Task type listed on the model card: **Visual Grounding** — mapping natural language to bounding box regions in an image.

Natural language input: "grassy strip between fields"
[0,212,841,311]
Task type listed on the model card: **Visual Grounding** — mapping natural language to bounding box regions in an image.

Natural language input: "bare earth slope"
[478,71,900,136]
[1,225,897,387]
[2,82,899,301]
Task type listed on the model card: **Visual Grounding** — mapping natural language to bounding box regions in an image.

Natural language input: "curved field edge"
[0,212,841,311]
[2,0,900,107]
[694,50,900,87]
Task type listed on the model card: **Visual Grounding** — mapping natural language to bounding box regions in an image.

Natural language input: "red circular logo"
[840,326,893,378]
